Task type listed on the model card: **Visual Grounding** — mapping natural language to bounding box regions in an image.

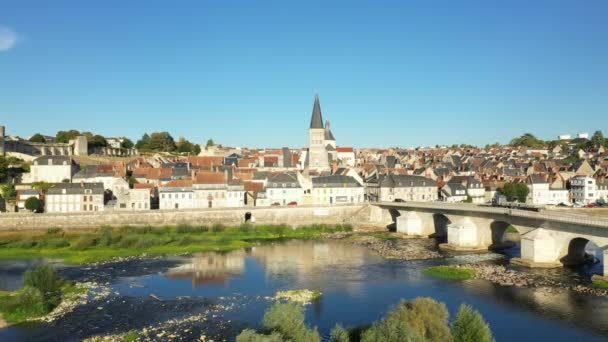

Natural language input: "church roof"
[325,127,336,140]
[309,95,324,129]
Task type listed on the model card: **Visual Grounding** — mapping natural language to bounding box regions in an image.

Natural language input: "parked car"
[271,202,281,206]
[394,199,405,203]
[572,202,584,208]
[557,202,572,207]
[287,201,298,206]
[585,203,597,208]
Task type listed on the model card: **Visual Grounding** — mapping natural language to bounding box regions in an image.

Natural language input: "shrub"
[46,227,63,235]
[330,324,351,342]
[236,329,283,342]
[25,197,43,213]
[123,330,140,342]
[37,238,70,248]
[211,223,225,232]
[0,286,47,322]
[262,301,320,342]
[452,304,494,342]
[23,265,64,311]
[132,226,153,235]
[99,225,113,246]
[176,224,195,234]
[176,235,197,246]
[400,297,452,341]
[361,314,423,342]
[116,235,140,248]
[239,223,254,233]
[5,239,37,248]
[71,234,97,250]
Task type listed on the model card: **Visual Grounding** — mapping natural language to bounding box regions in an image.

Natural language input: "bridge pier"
[512,228,564,268]
[396,211,423,235]
[440,218,489,252]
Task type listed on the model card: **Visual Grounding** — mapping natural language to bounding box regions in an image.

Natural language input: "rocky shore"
[453,263,608,297]
[327,232,443,260]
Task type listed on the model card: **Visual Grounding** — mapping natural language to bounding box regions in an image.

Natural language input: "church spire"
[309,94,324,129]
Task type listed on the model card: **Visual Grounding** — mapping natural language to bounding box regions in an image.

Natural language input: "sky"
[0,1,607,148]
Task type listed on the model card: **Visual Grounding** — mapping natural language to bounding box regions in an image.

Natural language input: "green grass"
[0,223,353,264]
[592,280,608,289]
[422,266,476,281]
[505,225,519,233]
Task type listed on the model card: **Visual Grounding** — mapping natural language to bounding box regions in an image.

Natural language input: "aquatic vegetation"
[592,279,608,289]
[0,223,353,264]
[422,266,476,280]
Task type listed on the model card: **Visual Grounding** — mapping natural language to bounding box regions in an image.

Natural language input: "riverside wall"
[0,204,377,231]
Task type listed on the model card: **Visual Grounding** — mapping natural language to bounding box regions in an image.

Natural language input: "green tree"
[176,137,196,153]
[23,265,64,311]
[31,182,55,191]
[236,329,283,342]
[361,301,423,342]
[120,138,134,149]
[591,130,605,148]
[135,133,151,150]
[501,182,529,202]
[206,138,215,147]
[330,324,351,342]
[262,302,321,342]
[193,144,201,155]
[452,304,494,342]
[1,183,17,201]
[25,197,43,213]
[509,133,546,148]
[128,176,138,189]
[88,134,108,149]
[55,130,81,143]
[0,156,26,182]
[29,134,46,143]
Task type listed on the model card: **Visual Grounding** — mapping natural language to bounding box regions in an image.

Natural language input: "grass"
[592,280,608,289]
[505,225,519,233]
[0,223,353,264]
[422,266,476,281]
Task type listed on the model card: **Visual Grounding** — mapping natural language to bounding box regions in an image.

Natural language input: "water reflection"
[165,251,246,287]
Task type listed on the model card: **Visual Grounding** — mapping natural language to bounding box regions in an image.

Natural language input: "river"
[0,240,607,341]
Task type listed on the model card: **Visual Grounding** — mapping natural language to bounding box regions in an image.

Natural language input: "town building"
[159,180,194,210]
[311,175,364,205]
[378,174,438,202]
[28,156,78,183]
[45,183,104,213]
[266,172,303,205]
[570,176,597,204]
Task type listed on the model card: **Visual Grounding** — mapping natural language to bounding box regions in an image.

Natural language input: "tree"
[1,183,17,201]
[135,133,151,150]
[591,130,605,148]
[330,324,351,342]
[120,138,134,149]
[261,302,321,342]
[88,134,108,149]
[501,182,529,202]
[29,134,46,143]
[206,139,215,147]
[25,197,43,213]
[0,156,26,182]
[176,137,195,153]
[193,144,201,155]
[128,176,138,189]
[509,133,546,148]
[23,265,64,311]
[452,304,494,342]
[55,130,81,143]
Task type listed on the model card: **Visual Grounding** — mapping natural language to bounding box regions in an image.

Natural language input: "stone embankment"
[453,263,607,297]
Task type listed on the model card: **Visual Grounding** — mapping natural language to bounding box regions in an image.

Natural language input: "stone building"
[377,174,438,202]
[305,95,336,170]
[28,156,78,183]
[45,183,104,213]
[311,175,364,205]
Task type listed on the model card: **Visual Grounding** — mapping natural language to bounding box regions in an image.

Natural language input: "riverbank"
[327,231,443,260]
[0,223,353,264]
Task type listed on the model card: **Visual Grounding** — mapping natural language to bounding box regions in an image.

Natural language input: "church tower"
[308,95,330,169]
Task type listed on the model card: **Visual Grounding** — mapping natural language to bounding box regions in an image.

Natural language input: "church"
[304,95,337,170]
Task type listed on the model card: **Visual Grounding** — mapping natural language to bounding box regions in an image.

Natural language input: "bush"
[212,223,225,232]
[452,304,494,342]
[23,265,64,311]
[330,324,351,342]
[99,225,113,246]
[0,286,47,322]
[37,238,70,248]
[25,197,43,213]
[46,227,63,235]
[262,301,320,342]
[239,223,254,233]
[361,314,423,342]
[116,235,140,248]
[71,234,97,250]
[236,329,283,342]
[4,239,37,248]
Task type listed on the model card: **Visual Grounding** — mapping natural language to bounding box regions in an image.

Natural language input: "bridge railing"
[375,202,608,228]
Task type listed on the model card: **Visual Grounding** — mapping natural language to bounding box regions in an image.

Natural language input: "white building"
[440,183,468,203]
[266,173,303,205]
[73,165,129,196]
[311,175,364,205]
[193,172,228,209]
[226,180,246,208]
[336,147,356,167]
[115,184,152,211]
[379,174,438,202]
[570,176,597,204]
[159,180,194,210]
[526,175,569,205]
[45,183,104,213]
[29,156,77,183]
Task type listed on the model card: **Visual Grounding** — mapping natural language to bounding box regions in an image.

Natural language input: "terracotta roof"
[133,183,155,189]
[244,181,264,192]
[187,156,224,167]
[194,172,226,184]
[337,147,354,153]
[161,179,193,188]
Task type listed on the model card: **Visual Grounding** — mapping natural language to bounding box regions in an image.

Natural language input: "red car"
[585,203,596,208]
[287,201,298,206]
[271,202,281,206]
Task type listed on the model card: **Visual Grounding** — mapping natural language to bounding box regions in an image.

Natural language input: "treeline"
[509,131,608,149]
[29,130,134,149]
[238,298,494,342]
[135,131,209,154]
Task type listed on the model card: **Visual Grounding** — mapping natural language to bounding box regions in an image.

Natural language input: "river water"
[0,240,607,341]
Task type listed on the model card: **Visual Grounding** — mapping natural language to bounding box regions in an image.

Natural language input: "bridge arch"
[561,237,602,266]
[387,208,401,231]
[431,213,451,241]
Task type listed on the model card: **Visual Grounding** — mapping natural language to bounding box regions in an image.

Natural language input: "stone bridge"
[373,202,608,278]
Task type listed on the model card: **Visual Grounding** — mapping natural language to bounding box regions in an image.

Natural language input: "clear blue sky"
[1,0,607,148]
